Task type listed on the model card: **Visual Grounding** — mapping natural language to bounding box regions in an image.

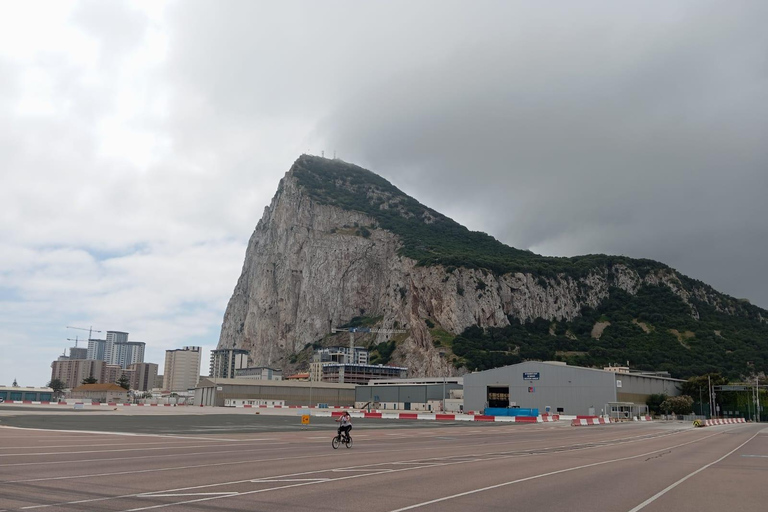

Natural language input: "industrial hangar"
[355,377,464,412]
[194,362,683,419]
[463,361,683,418]
[194,378,355,407]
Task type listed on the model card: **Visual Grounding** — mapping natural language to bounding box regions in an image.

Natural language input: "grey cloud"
[315,1,768,306]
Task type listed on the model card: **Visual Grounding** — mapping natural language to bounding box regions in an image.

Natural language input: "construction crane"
[66,337,81,347]
[66,326,102,340]
[331,326,407,364]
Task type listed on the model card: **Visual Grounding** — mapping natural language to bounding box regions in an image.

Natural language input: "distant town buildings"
[50,359,105,388]
[235,366,283,380]
[129,362,158,392]
[209,348,249,379]
[87,331,145,369]
[307,346,405,384]
[68,347,88,360]
[314,346,369,365]
[163,346,201,392]
[312,363,408,385]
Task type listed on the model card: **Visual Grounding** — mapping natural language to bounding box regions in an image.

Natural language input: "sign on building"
[523,372,540,380]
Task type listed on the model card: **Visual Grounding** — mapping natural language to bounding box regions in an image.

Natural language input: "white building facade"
[163,346,201,392]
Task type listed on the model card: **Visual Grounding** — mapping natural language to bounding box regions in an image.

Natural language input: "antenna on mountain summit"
[321,150,325,158]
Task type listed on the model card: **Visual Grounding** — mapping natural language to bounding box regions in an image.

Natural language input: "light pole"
[699,386,703,417]
[442,374,446,413]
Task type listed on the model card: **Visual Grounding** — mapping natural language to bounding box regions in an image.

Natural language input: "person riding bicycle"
[336,411,352,440]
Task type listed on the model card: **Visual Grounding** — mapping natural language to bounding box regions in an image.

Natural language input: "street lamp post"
[442,374,446,413]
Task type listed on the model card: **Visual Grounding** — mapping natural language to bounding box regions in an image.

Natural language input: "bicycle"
[331,430,353,449]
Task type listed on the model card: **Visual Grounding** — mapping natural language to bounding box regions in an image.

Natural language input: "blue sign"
[523,372,540,380]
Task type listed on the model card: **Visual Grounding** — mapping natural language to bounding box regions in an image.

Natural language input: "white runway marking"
[137,492,238,497]
[249,478,331,482]
[627,432,760,512]
[0,425,243,442]
[11,427,698,510]
[386,429,752,512]
[116,430,723,512]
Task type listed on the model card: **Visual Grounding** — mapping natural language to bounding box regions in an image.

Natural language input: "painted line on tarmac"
[627,431,761,512]
[741,454,768,458]
[119,430,724,511]
[138,493,238,497]
[116,431,726,512]
[13,427,695,509]
[0,425,244,442]
[386,429,739,512]
[0,440,279,458]
[249,478,331,482]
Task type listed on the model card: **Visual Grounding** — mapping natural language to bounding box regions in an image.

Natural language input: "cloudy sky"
[2,1,766,387]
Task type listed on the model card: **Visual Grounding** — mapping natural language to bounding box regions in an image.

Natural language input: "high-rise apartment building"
[86,331,145,369]
[87,339,106,360]
[112,341,145,369]
[163,346,201,392]
[104,331,128,364]
[50,359,105,388]
[129,362,158,392]
[209,348,249,378]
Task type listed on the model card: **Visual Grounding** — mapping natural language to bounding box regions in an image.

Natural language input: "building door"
[404,402,411,410]
[487,386,509,408]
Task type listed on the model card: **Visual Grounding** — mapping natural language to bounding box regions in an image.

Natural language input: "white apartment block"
[163,346,201,392]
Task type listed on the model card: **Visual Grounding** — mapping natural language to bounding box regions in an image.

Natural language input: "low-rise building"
[194,378,355,407]
[235,366,283,380]
[355,377,463,412]
[69,383,129,403]
[0,385,54,402]
[314,363,407,385]
[463,361,683,417]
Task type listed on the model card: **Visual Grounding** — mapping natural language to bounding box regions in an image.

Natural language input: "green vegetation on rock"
[291,155,667,279]
[290,155,768,379]
[450,284,768,379]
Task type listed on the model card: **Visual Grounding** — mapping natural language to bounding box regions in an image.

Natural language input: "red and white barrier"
[637,416,652,421]
[2,401,192,407]
[703,418,746,426]
[571,416,611,426]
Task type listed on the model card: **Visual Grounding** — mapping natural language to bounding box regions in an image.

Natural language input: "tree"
[47,378,67,400]
[116,374,130,390]
[646,393,668,415]
[82,375,98,385]
[660,395,694,415]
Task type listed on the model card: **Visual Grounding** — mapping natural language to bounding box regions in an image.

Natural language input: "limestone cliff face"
[217,158,740,377]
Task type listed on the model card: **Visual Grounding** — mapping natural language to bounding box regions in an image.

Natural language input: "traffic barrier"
[703,418,746,426]
[571,417,611,426]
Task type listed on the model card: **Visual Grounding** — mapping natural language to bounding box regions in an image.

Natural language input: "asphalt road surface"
[0,409,766,511]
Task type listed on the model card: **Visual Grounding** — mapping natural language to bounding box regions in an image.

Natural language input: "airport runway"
[0,409,766,511]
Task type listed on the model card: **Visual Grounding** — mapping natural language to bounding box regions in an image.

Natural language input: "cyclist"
[336,411,352,440]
